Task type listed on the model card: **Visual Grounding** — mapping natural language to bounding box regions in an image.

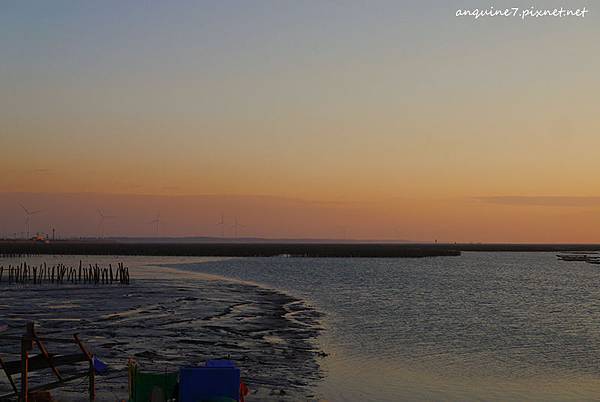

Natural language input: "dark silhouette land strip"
[0,240,461,258]
[5,240,600,258]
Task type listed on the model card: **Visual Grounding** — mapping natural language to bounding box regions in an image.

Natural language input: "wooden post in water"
[20,322,34,402]
[74,334,95,402]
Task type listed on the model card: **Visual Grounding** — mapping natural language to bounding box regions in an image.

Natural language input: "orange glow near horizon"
[2,192,600,243]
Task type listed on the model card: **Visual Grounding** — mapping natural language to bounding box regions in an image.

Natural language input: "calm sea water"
[175,252,600,401]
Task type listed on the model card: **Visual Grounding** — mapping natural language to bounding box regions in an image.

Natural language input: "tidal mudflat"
[0,256,323,401]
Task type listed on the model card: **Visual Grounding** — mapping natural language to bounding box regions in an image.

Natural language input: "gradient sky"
[1,1,598,241]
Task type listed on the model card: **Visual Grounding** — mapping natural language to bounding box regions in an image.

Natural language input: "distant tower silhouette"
[149,212,161,235]
[231,217,245,238]
[336,226,348,241]
[217,213,225,237]
[97,209,116,238]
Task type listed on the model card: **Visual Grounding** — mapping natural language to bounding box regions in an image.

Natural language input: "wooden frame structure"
[0,323,95,402]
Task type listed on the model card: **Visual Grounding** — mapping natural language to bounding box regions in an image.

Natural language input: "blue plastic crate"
[179,366,240,402]
[206,360,236,368]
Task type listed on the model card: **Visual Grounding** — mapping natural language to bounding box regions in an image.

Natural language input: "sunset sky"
[1,1,599,242]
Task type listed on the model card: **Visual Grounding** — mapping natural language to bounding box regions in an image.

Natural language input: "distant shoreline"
[4,240,600,258]
[0,240,461,258]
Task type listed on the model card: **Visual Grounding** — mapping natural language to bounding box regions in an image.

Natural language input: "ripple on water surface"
[175,252,600,401]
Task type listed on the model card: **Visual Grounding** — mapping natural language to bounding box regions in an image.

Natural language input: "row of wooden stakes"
[0,253,38,258]
[0,261,130,285]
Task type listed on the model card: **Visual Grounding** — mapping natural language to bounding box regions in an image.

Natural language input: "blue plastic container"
[179,364,240,402]
[205,360,236,368]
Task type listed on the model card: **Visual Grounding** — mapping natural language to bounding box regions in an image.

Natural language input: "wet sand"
[0,257,324,401]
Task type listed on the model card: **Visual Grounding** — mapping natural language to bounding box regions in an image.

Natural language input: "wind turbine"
[97,209,116,238]
[148,212,162,236]
[394,227,403,242]
[336,225,348,242]
[217,213,225,237]
[231,217,246,238]
[19,203,43,239]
